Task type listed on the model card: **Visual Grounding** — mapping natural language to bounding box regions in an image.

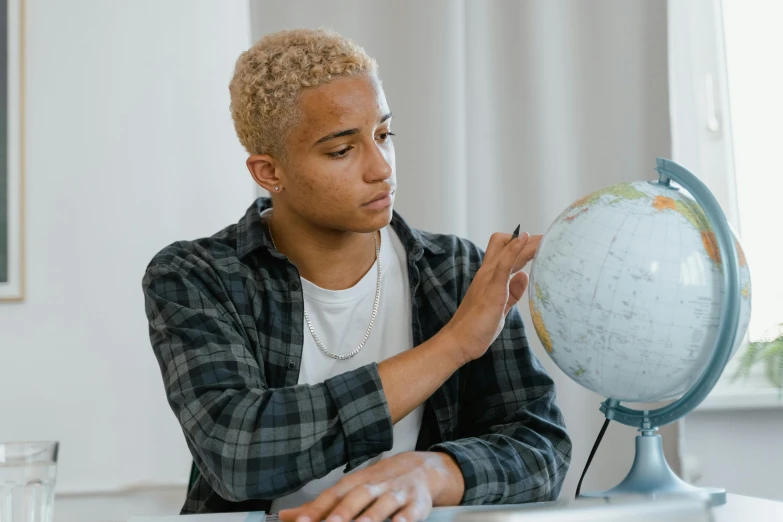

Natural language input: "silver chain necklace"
[267,219,382,361]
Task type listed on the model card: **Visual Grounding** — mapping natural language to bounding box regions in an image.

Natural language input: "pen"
[511,224,521,240]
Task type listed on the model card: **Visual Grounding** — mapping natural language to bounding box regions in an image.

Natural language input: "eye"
[377,131,396,142]
[327,147,352,158]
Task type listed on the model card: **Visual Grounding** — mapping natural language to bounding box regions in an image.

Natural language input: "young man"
[143,28,571,521]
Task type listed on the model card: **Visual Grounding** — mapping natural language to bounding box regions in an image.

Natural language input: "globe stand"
[579,429,726,506]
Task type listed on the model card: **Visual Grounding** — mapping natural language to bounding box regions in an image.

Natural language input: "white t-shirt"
[270,224,424,512]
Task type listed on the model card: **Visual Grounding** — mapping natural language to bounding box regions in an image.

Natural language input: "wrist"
[423,451,465,506]
[438,322,479,367]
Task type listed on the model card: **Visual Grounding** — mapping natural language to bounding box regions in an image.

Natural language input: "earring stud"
[274,186,280,192]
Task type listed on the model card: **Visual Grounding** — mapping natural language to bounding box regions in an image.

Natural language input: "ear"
[247,154,284,193]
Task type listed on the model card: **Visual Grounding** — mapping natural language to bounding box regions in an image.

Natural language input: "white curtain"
[251,0,675,497]
[667,0,739,230]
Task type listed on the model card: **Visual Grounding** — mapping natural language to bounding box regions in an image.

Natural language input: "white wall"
[0,1,253,520]
[682,409,783,502]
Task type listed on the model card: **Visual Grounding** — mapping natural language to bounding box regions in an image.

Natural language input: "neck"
[268,207,379,291]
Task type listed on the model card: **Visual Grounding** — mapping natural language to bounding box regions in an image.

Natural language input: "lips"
[363,189,395,210]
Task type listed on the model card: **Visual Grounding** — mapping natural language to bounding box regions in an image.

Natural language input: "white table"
[434,495,783,522]
[713,494,783,520]
[128,494,783,522]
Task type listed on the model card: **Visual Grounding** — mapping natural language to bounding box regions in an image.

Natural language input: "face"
[260,74,396,233]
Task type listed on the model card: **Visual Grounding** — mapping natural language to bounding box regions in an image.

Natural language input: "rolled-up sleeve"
[143,262,393,502]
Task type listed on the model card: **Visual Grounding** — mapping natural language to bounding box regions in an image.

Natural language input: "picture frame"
[0,0,24,301]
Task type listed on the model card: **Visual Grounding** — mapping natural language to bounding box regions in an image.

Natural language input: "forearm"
[378,328,466,424]
[175,364,394,501]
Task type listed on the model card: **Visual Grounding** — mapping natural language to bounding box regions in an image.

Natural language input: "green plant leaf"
[732,330,783,393]
[732,341,761,382]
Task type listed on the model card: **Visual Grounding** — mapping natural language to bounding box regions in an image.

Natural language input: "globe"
[527,158,751,505]
[529,177,751,403]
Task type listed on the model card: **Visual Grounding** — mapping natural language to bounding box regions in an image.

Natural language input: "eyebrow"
[312,112,393,147]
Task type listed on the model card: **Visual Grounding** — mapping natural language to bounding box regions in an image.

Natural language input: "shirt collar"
[235,197,444,261]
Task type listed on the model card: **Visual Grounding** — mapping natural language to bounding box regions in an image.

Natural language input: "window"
[723,0,783,345]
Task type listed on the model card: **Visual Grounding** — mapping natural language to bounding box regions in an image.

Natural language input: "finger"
[492,232,529,283]
[512,235,542,272]
[356,489,408,522]
[279,505,321,522]
[483,232,513,263]
[278,505,308,522]
[277,509,296,522]
[504,271,529,315]
[327,483,387,522]
[280,486,343,522]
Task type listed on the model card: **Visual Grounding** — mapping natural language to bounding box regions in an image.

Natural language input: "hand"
[278,452,464,522]
[444,231,542,364]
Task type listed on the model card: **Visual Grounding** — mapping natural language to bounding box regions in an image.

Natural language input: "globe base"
[579,432,726,507]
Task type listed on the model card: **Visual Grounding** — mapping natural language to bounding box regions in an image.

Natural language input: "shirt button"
[290,280,301,291]
[287,360,297,370]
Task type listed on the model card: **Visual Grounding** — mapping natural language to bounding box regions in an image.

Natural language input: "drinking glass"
[0,442,58,522]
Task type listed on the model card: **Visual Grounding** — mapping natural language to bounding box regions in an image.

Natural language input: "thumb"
[504,271,529,316]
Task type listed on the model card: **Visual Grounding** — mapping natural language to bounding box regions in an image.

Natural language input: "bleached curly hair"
[229,28,378,158]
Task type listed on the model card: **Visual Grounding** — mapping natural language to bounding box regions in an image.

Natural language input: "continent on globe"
[531,289,553,354]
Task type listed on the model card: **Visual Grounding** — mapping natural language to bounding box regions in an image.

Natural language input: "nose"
[364,140,393,183]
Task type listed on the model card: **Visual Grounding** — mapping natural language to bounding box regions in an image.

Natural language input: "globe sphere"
[528,181,751,402]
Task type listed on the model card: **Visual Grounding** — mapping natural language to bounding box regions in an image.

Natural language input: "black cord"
[575,418,611,499]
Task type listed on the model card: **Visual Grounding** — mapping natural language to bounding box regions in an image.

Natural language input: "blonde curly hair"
[229,28,378,158]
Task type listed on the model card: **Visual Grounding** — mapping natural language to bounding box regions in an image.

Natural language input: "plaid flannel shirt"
[142,198,571,515]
